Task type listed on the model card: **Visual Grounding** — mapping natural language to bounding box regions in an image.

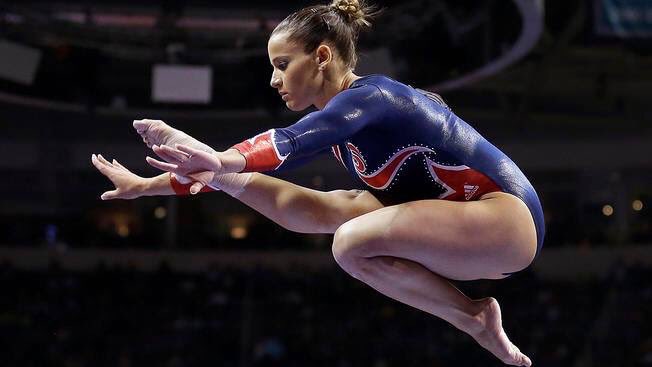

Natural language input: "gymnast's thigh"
[332,192,538,280]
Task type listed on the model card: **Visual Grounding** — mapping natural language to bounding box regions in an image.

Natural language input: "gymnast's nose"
[270,71,282,89]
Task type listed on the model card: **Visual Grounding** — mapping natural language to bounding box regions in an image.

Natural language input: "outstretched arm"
[93,151,383,233]
[127,111,386,232]
[145,83,385,175]
[91,153,219,199]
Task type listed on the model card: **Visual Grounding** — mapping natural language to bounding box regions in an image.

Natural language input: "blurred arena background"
[0,0,651,366]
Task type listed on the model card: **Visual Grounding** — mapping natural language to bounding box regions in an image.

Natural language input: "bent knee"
[331,219,381,276]
[331,221,359,268]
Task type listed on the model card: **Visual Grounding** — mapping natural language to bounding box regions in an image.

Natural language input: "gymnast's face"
[268,32,324,111]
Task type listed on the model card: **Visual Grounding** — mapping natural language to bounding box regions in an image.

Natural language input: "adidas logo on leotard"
[464,185,479,200]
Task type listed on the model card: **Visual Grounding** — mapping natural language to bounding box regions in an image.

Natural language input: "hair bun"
[334,0,360,13]
[330,0,371,27]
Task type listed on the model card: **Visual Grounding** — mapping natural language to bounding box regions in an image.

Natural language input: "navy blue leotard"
[233,75,545,257]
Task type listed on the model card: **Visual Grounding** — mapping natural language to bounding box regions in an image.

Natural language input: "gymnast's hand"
[145,144,244,178]
[91,154,149,200]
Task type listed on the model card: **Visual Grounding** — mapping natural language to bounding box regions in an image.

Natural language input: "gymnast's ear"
[315,44,333,71]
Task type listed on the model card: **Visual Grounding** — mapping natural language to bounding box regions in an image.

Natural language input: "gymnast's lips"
[279,91,289,101]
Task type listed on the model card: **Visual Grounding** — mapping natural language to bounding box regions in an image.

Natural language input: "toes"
[511,349,531,367]
[133,119,149,132]
[134,119,165,134]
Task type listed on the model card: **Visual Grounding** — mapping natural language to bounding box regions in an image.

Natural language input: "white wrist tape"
[208,172,253,197]
[174,172,252,197]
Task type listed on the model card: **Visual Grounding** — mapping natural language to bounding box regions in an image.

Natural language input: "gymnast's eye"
[278,62,288,71]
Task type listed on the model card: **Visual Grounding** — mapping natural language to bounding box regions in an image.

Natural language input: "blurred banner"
[594,0,652,37]
[0,41,42,85]
[152,65,213,104]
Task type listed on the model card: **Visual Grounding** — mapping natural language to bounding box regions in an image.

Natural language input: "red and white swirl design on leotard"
[342,143,502,200]
[346,143,431,190]
[331,145,347,169]
[347,142,368,173]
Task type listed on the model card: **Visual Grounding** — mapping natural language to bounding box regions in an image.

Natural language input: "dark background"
[0,0,650,366]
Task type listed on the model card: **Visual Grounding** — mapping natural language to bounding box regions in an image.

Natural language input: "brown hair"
[272,0,378,69]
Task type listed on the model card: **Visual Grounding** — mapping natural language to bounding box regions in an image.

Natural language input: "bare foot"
[468,297,532,366]
[132,119,215,153]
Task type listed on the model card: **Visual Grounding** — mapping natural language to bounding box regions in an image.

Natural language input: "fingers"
[112,159,133,174]
[187,171,215,194]
[101,189,119,200]
[91,154,112,176]
[92,154,120,200]
[92,154,127,173]
[189,181,205,195]
[175,144,222,172]
[152,145,180,163]
[112,159,125,170]
[91,154,104,171]
[96,154,113,167]
[175,144,203,156]
[175,172,209,194]
[146,156,178,172]
[91,154,129,170]
[160,144,191,159]
[153,144,189,164]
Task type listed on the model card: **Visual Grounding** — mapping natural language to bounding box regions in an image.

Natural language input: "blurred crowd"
[2,182,650,251]
[589,264,652,367]
[3,260,648,367]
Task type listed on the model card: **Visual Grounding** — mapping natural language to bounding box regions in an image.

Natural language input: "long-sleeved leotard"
[232,75,545,256]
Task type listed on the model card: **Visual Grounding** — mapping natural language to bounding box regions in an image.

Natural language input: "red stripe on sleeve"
[231,130,285,172]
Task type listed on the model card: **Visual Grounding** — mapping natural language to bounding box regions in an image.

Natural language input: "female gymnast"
[92,1,544,365]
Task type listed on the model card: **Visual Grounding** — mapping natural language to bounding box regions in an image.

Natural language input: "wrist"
[138,177,156,197]
[140,174,174,197]
[221,149,247,173]
[209,172,253,197]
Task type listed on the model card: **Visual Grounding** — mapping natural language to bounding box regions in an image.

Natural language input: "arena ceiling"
[2,0,525,84]
[0,0,649,129]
